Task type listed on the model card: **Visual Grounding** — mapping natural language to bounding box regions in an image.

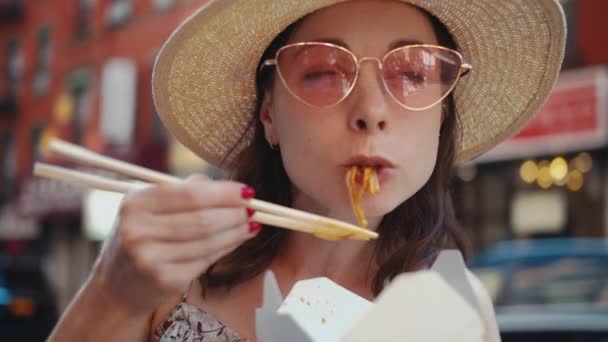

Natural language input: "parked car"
[469,238,608,342]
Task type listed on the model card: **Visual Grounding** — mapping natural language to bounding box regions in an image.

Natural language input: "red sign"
[515,85,598,139]
[479,66,608,162]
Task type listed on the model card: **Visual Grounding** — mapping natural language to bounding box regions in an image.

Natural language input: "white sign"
[100,58,137,146]
[83,189,124,241]
[511,191,567,236]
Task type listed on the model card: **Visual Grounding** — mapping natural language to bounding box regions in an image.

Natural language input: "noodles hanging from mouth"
[345,166,380,227]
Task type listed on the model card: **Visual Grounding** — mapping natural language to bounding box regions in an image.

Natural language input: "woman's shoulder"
[149,279,252,341]
[149,293,184,338]
[150,277,206,334]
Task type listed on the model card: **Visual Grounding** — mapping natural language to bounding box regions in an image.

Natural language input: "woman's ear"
[260,93,278,145]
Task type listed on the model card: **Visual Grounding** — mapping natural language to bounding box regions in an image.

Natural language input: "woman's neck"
[270,191,380,297]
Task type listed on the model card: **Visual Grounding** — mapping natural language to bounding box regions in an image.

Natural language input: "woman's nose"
[347,65,390,134]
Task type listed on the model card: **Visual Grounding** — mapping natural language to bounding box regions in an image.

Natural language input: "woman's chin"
[306,190,406,224]
[361,193,405,217]
[319,197,403,226]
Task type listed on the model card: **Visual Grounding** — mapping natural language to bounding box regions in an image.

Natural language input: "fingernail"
[246,208,255,217]
[249,222,262,234]
[241,186,256,200]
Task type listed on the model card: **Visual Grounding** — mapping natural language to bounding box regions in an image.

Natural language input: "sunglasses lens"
[276,44,357,107]
[382,46,463,109]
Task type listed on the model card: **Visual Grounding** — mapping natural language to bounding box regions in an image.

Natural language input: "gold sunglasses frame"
[261,42,472,111]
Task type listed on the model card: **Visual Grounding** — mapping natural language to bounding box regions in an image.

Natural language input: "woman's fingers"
[128,207,252,242]
[133,223,258,264]
[122,174,255,214]
[92,175,262,313]
[153,241,245,293]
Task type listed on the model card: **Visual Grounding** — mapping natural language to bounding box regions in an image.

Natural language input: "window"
[6,37,23,96]
[33,25,52,96]
[1,132,16,201]
[105,0,133,27]
[0,0,24,24]
[68,68,93,144]
[76,0,95,38]
[100,59,136,145]
[561,0,582,68]
[153,0,175,12]
[30,123,45,162]
[1,37,21,115]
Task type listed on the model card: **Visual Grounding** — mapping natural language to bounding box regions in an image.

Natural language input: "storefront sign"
[0,204,39,239]
[478,66,608,162]
[17,175,86,218]
[17,167,119,219]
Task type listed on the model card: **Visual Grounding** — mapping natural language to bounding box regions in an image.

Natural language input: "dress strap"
[180,279,196,303]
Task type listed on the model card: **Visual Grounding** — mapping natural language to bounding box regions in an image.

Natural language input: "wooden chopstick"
[34,162,373,240]
[47,139,378,240]
[34,163,147,193]
[48,139,180,184]
[33,163,330,235]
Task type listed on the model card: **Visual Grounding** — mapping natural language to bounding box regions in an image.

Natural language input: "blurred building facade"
[452,0,608,251]
[0,0,209,335]
[0,0,607,338]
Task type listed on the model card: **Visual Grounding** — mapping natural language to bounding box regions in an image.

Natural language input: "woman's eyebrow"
[311,38,425,51]
[303,38,426,54]
[388,39,425,50]
[313,38,350,49]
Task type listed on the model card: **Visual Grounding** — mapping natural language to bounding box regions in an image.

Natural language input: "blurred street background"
[0,0,607,341]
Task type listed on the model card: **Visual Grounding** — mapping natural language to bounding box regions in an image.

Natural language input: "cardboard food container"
[256,250,485,342]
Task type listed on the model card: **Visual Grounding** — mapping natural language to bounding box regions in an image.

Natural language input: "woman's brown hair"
[200,10,469,296]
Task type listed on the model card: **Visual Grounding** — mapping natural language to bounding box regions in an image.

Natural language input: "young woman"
[48,0,566,341]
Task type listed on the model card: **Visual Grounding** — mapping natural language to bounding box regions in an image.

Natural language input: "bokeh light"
[550,157,568,182]
[519,160,538,184]
[537,165,553,189]
[572,152,593,173]
[567,170,584,192]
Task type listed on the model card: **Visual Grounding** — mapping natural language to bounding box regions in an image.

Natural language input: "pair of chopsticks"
[34,139,378,241]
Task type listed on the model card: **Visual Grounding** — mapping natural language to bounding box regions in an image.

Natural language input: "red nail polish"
[249,222,262,234]
[241,186,256,199]
[246,208,255,217]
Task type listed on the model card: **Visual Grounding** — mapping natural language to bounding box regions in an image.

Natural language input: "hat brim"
[152,0,566,167]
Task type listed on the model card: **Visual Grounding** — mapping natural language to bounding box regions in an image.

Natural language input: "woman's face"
[261,0,443,222]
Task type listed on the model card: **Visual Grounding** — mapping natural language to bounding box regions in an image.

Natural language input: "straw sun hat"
[152,0,566,168]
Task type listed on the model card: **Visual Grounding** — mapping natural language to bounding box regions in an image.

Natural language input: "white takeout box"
[256,250,485,342]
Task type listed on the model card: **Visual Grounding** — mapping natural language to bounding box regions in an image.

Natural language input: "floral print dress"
[151,301,247,342]
[152,287,249,342]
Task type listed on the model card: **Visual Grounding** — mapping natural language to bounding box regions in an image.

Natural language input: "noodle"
[345,165,381,227]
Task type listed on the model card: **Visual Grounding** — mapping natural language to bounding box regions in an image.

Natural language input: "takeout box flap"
[256,271,314,342]
[256,270,372,342]
[430,249,482,316]
[261,270,283,311]
[256,250,484,342]
[342,271,484,341]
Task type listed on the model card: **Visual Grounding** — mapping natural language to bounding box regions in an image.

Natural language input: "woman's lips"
[342,155,395,169]
[375,166,395,184]
[349,166,395,185]
[341,155,397,186]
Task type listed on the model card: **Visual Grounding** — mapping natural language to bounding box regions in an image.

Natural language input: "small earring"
[267,137,278,150]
